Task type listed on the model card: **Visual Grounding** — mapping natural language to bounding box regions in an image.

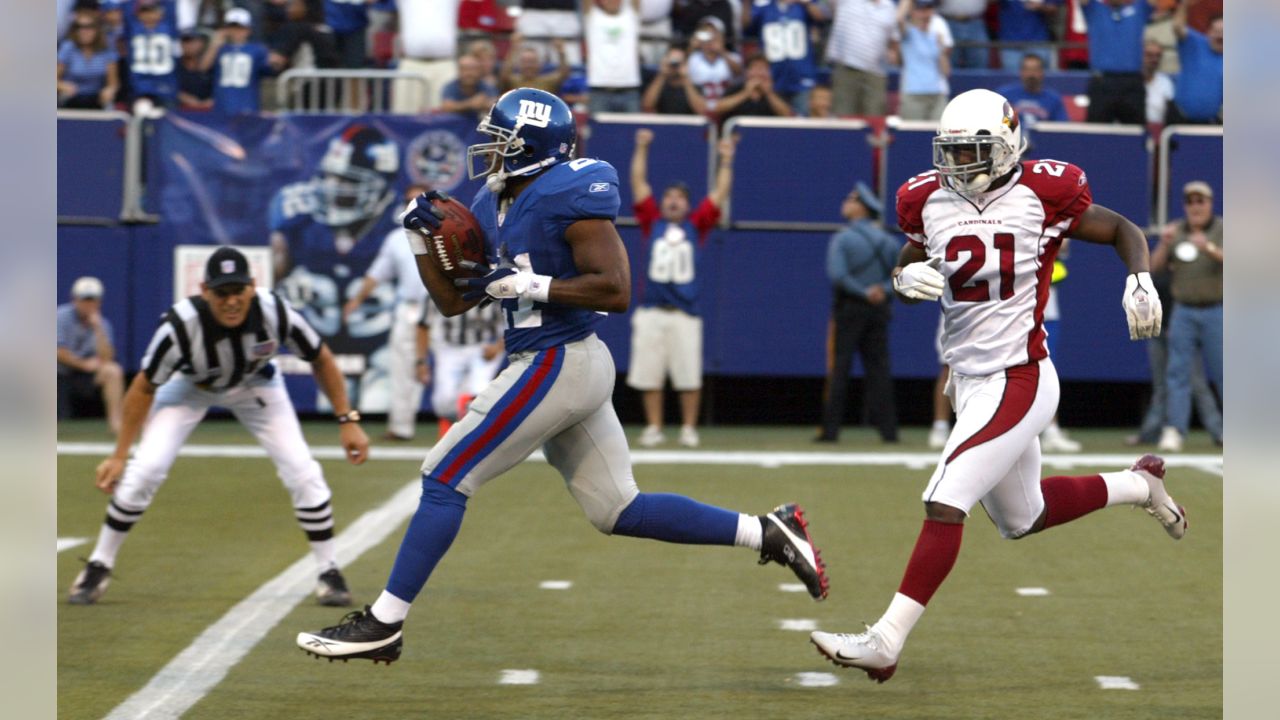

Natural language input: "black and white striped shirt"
[140,290,323,390]
[419,300,503,348]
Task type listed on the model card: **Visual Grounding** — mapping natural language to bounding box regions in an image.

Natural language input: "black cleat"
[297,606,403,664]
[759,504,829,600]
[68,560,112,605]
[315,567,353,607]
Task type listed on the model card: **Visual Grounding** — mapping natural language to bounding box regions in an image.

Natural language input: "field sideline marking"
[58,537,88,553]
[101,480,423,720]
[57,442,1224,477]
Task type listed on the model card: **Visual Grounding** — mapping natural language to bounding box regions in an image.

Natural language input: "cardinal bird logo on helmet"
[1002,101,1020,133]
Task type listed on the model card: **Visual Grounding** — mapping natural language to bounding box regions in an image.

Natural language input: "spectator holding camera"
[716,53,796,120]
[687,16,742,110]
[641,46,708,114]
[58,15,120,109]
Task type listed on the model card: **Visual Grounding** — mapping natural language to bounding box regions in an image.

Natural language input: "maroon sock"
[1040,474,1108,529]
[896,519,964,606]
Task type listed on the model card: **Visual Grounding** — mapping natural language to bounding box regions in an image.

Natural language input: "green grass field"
[58,420,1222,720]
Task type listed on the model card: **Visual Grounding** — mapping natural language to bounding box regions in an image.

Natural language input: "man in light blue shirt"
[818,182,899,444]
[56,276,124,433]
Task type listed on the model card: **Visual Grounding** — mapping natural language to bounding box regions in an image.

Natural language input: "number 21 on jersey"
[946,233,1015,302]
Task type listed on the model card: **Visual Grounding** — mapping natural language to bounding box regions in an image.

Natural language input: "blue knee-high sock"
[384,477,468,603]
[611,492,739,545]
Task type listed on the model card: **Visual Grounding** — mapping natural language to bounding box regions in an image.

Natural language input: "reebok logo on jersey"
[589,183,610,193]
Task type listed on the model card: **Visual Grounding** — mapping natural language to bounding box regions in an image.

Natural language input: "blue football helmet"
[467,88,577,190]
[316,124,400,227]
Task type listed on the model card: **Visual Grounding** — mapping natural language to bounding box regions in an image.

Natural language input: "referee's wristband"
[335,410,362,424]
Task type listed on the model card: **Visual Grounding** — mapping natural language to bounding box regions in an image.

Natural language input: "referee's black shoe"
[297,606,403,664]
[68,560,112,605]
[759,504,829,601]
[315,567,352,607]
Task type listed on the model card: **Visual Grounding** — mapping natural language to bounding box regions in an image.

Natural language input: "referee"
[68,247,370,606]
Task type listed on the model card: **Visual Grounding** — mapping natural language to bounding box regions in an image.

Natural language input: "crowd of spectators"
[57,0,1222,126]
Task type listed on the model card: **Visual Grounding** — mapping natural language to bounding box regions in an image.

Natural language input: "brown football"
[428,195,487,280]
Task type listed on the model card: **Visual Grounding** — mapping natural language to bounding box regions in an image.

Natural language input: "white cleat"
[638,425,665,448]
[1132,454,1187,540]
[679,426,700,448]
[810,627,899,683]
[927,426,949,450]
[1040,428,1082,453]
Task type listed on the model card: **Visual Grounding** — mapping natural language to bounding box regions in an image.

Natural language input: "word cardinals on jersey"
[897,158,1092,377]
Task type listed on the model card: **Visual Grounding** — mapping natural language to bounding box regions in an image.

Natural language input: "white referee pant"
[386,299,426,438]
[107,372,335,539]
[430,342,503,421]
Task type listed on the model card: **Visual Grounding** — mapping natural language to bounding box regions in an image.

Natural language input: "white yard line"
[101,480,422,720]
[57,537,89,553]
[57,442,1224,476]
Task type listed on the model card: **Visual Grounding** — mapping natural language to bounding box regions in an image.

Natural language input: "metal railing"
[276,69,430,114]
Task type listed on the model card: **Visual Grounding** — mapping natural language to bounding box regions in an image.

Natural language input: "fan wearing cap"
[67,247,370,608]
[57,277,125,435]
[198,7,285,114]
[816,182,899,444]
[686,15,744,108]
[1150,179,1223,452]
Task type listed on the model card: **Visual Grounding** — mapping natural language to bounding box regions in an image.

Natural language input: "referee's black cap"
[205,247,252,288]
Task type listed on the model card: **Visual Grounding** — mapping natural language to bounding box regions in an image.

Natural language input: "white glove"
[893,256,945,301]
[457,267,552,303]
[1122,271,1163,340]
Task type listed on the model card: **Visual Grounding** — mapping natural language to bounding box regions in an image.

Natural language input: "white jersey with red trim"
[897,159,1092,377]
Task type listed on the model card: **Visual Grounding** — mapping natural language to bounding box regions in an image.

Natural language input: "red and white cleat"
[1131,454,1187,540]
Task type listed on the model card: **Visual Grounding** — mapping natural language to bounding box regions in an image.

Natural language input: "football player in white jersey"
[810,89,1185,682]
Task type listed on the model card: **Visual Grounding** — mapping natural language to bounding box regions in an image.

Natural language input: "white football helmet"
[932,89,1027,196]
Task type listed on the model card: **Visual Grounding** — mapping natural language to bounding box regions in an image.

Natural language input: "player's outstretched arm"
[310,345,370,464]
[95,375,157,494]
[558,219,633,313]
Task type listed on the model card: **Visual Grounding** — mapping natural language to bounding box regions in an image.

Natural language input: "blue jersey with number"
[324,0,372,34]
[212,42,271,113]
[633,196,720,316]
[124,11,179,100]
[469,159,622,354]
[268,181,400,357]
[747,0,821,95]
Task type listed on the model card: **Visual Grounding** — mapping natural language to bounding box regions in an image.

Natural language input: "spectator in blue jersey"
[895,0,954,121]
[123,0,180,111]
[997,53,1068,127]
[628,128,737,449]
[176,29,214,110]
[324,0,371,69]
[1081,0,1150,125]
[996,0,1060,71]
[1167,2,1221,124]
[201,8,285,113]
[816,182,898,444]
[58,15,121,109]
[438,54,499,120]
[743,0,830,116]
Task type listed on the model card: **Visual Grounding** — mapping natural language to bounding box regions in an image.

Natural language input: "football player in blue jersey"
[270,123,403,413]
[123,0,180,110]
[296,88,830,665]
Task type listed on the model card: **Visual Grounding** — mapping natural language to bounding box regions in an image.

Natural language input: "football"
[427,194,487,280]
